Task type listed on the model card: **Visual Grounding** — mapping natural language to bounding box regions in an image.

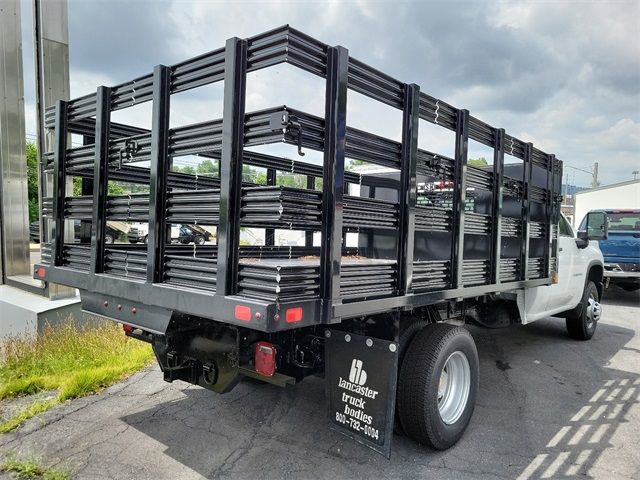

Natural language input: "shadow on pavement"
[601,284,640,308]
[122,317,638,479]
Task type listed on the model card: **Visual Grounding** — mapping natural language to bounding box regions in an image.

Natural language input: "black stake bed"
[34,25,563,333]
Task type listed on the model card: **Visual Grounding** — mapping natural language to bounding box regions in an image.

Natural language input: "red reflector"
[36,267,46,279]
[285,307,303,323]
[235,305,251,322]
[122,324,134,334]
[255,341,276,377]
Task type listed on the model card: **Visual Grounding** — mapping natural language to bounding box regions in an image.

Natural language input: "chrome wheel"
[586,294,601,329]
[437,351,471,425]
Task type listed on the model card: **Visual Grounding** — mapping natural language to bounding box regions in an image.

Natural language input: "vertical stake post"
[547,154,557,277]
[265,168,276,246]
[305,175,315,247]
[90,87,111,274]
[451,109,469,288]
[521,143,533,280]
[146,65,171,283]
[216,37,247,295]
[490,128,505,284]
[320,45,348,321]
[397,83,420,294]
[51,100,68,266]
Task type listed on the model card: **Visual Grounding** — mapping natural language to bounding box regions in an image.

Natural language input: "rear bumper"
[33,263,323,333]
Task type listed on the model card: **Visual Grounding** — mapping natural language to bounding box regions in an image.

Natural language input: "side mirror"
[577,211,608,242]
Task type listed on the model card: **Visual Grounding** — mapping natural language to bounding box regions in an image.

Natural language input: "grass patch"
[0,319,153,433]
[1,454,69,480]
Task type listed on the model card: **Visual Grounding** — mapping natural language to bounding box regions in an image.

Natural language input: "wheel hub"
[586,295,602,329]
[437,351,471,425]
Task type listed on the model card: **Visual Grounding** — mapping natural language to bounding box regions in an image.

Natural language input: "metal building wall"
[0,0,31,281]
[33,0,74,298]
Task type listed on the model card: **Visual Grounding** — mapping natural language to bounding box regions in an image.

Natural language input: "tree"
[197,159,218,176]
[468,157,488,167]
[26,142,39,223]
[347,159,366,170]
[72,178,125,196]
[174,165,196,175]
[108,182,125,195]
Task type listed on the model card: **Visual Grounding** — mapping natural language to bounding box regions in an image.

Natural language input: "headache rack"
[34,25,563,333]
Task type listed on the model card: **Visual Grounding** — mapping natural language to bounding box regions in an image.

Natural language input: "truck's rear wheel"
[566,280,601,340]
[397,323,478,450]
[394,319,429,435]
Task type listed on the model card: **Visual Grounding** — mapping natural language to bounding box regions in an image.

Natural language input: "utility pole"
[592,162,598,189]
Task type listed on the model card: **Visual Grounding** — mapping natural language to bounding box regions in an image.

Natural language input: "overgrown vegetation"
[1,454,69,480]
[0,320,153,433]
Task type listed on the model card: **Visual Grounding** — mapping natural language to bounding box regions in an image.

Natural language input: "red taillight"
[36,267,46,279]
[255,341,276,377]
[235,305,251,322]
[122,324,134,334]
[285,307,303,323]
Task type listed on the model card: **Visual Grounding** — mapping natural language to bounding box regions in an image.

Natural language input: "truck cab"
[517,213,604,324]
[474,211,605,340]
[580,209,640,292]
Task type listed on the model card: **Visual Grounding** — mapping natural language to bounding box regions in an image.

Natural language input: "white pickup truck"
[476,211,606,340]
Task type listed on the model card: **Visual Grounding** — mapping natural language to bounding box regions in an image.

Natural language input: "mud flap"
[325,330,398,458]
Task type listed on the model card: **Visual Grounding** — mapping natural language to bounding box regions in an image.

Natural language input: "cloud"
[30,0,631,187]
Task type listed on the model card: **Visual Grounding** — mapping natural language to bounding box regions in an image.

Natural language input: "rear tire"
[194,235,205,245]
[105,234,114,244]
[566,280,601,340]
[394,319,429,435]
[397,323,479,450]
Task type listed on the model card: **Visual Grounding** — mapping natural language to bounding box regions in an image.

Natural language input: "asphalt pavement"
[1,286,639,479]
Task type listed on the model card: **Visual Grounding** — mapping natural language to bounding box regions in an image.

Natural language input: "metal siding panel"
[0,0,30,278]
[38,0,69,44]
[35,0,74,297]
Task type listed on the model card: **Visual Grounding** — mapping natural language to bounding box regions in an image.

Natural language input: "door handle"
[559,247,563,252]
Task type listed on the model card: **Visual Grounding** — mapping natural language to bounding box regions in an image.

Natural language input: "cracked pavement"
[1,286,638,479]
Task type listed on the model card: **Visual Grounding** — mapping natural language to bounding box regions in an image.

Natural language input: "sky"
[19,0,640,187]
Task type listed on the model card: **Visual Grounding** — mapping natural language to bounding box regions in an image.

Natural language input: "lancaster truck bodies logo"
[349,359,367,385]
[327,335,397,451]
[336,358,380,435]
[338,359,379,399]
